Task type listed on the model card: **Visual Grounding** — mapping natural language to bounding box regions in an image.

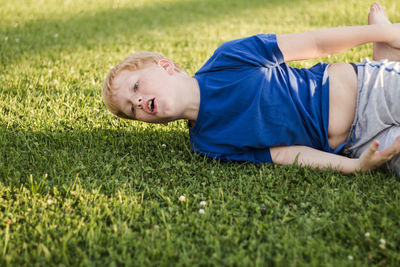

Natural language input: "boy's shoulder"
[215,34,278,53]
[195,33,283,74]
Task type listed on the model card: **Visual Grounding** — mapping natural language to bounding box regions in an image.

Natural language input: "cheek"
[160,98,175,116]
[139,79,149,91]
[143,80,161,94]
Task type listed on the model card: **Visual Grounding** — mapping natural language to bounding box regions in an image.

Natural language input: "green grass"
[1,0,400,265]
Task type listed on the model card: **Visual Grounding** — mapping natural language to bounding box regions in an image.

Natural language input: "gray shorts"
[341,58,400,176]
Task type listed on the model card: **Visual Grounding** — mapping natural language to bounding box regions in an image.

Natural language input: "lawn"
[1,0,400,265]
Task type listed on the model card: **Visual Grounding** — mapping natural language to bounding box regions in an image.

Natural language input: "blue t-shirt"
[189,33,335,163]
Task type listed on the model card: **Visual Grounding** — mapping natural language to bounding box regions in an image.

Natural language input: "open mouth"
[147,98,156,113]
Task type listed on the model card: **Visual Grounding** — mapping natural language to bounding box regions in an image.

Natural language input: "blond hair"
[102,51,184,119]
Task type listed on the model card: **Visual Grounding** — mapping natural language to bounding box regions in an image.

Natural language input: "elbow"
[270,146,302,165]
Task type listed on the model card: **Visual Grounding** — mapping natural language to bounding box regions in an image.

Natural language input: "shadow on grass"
[1,121,276,199]
[2,0,301,64]
[0,123,199,192]
[1,121,397,200]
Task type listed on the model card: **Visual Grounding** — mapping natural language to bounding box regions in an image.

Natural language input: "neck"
[179,75,200,122]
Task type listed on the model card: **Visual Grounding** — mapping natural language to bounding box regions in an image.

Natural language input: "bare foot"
[368,2,390,25]
[368,2,400,61]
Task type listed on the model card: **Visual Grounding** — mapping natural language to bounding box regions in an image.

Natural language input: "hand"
[358,136,400,172]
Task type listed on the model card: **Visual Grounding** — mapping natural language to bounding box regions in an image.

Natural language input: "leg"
[368,2,400,61]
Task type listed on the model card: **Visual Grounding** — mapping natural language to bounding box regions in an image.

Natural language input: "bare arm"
[270,137,400,174]
[270,145,359,174]
[276,24,398,62]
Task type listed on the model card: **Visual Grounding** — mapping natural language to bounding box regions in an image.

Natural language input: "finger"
[392,135,400,150]
[378,136,400,158]
[368,140,380,154]
[386,136,400,152]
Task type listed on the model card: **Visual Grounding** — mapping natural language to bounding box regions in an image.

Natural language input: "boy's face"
[111,60,179,124]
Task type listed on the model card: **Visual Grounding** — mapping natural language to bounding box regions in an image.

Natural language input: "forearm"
[270,145,360,174]
[313,24,394,57]
[277,24,396,62]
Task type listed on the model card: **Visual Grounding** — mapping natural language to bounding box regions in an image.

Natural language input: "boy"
[103,2,400,176]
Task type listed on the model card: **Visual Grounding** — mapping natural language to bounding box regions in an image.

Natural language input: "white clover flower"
[5,36,8,41]
[179,195,186,202]
[348,255,353,260]
[29,85,33,89]
[260,203,267,211]
[54,33,59,38]
[365,232,370,238]
[199,201,206,206]
[54,80,59,84]
[379,238,386,250]
[162,144,166,147]
[198,208,205,214]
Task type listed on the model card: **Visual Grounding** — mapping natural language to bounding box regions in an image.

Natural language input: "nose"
[133,95,143,108]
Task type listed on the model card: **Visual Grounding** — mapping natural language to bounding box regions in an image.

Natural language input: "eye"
[133,81,139,91]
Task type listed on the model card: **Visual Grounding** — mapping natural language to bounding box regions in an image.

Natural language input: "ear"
[158,59,174,75]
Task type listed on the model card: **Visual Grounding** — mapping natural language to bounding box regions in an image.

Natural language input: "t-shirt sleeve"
[196,34,284,73]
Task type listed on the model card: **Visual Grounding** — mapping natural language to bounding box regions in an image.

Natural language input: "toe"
[376,2,385,11]
[370,4,377,13]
